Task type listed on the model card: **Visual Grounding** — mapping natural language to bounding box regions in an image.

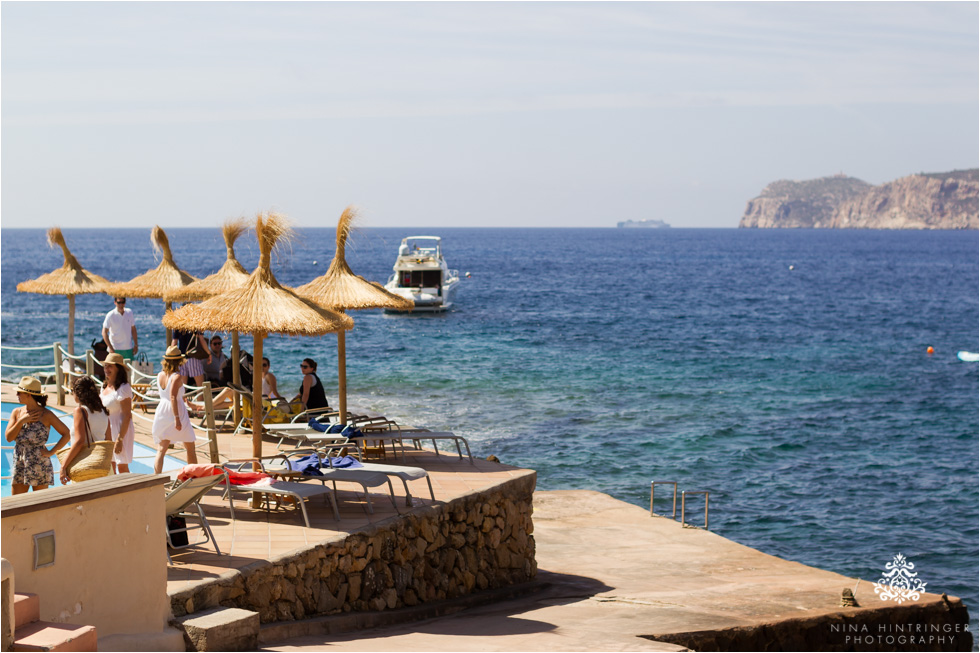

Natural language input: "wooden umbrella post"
[251,332,264,508]
[67,295,76,357]
[203,381,219,463]
[251,333,264,460]
[337,327,347,425]
[231,331,241,426]
[165,301,173,347]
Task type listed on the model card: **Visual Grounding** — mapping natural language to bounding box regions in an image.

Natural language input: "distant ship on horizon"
[617,219,671,228]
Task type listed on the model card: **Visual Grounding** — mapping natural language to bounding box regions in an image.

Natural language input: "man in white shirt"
[102,297,138,360]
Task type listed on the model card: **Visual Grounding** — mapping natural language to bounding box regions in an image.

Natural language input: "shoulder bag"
[56,409,114,483]
[185,334,211,360]
[132,351,154,377]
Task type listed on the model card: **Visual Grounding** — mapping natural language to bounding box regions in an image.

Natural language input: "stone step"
[176,607,259,652]
[12,621,97,652]
[13,594,39,630]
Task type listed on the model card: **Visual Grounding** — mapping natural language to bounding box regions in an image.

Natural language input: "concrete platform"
[266,491,972,651]
[4,386,970,651]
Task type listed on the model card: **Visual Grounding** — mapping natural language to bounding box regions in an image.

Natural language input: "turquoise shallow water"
[1,227,977,626]
[1,402,185,495]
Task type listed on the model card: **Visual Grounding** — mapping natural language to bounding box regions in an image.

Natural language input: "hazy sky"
[2,2,977,228]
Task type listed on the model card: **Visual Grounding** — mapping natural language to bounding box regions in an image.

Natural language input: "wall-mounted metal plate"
[33,531,55,569]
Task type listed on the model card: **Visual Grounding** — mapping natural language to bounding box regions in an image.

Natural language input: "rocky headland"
[739,169,978,229]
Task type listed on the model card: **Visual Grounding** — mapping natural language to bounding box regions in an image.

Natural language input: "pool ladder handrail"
[650,481,710,530]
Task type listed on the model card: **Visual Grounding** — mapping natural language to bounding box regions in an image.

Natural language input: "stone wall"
[170,473,536,624]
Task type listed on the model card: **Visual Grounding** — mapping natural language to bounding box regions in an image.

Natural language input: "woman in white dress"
[59,376,111,485]
[151,345,197,474]
[100,352,135,474]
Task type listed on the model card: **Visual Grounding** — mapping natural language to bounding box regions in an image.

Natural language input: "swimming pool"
[1,401,185,496]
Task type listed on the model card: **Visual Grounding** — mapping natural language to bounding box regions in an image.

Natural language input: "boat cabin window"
[399,270,442,288]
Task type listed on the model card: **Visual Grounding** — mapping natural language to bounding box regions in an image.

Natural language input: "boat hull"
[384,280,459,313]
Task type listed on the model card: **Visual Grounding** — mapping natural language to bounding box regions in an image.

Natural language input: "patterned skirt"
[13,420,54,487]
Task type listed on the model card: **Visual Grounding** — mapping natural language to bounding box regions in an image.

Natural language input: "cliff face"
[739,170,979,229]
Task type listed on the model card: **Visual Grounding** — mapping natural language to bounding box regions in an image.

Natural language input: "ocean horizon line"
[0,225,734,231]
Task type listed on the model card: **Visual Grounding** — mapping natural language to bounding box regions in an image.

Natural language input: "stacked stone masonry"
[170,475,537,625]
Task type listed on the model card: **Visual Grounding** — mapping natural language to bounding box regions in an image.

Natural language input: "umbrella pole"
[164,301,173,347]
[337,329,347,425]
[251,333,264,508]
[67,295,76,358]
[231,331,241,426]
[66,295,77,376]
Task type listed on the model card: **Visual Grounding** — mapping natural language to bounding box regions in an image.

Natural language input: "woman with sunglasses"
[293,358,330,412]
[5,377,71,494]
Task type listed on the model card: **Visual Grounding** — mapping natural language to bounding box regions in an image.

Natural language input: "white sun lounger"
[321,457,436,506]
[224,477,341,526]
[263,425,355,451]
[254,455,401,517]
[357,431,473,463]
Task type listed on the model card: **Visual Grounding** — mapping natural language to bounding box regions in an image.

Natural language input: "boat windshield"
[400,237,441,258]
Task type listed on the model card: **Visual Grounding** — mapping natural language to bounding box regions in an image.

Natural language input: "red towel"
[177,464,272,485]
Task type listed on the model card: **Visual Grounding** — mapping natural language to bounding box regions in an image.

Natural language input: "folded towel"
[308,418,328,432]
[177,463,219,481]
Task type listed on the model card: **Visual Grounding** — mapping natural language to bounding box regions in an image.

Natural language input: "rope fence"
[3,341,228,466]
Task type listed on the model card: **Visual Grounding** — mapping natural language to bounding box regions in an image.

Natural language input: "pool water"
[1,401,185,496]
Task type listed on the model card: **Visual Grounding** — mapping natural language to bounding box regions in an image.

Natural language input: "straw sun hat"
[162,345,186,361]
[16,376,44,397]
[103,352,126,367]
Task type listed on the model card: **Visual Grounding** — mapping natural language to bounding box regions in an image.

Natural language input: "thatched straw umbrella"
[16,227,113,356]
[164,218,251,425]
[107,225,198,347]
[296,206,413,422]
[163,212,353,463]
[164,219,250,303]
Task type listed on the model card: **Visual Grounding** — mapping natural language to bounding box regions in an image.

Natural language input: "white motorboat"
[384,236,460,313]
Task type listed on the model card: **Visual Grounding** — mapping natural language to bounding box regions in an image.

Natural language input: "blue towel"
[322,455,363,469]
[288,454,324,476]
[307,418,348,434]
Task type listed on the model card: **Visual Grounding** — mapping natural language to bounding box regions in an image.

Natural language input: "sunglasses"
[212,341,223,346]
[300,364,310,369]
[115,300,126,305]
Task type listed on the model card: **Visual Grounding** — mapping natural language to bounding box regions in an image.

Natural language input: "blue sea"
[2,227,977,627]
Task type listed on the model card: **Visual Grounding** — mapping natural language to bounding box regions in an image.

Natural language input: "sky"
[1,2,977,229]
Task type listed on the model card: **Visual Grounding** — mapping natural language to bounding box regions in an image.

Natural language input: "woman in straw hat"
[151,346,198,474]
[4,377,71,494]
[101,352,136,474]
[59,376,111,486]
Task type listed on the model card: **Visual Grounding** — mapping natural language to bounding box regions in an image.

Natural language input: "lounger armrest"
[291,408,341,424]
[222,458,270,472]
